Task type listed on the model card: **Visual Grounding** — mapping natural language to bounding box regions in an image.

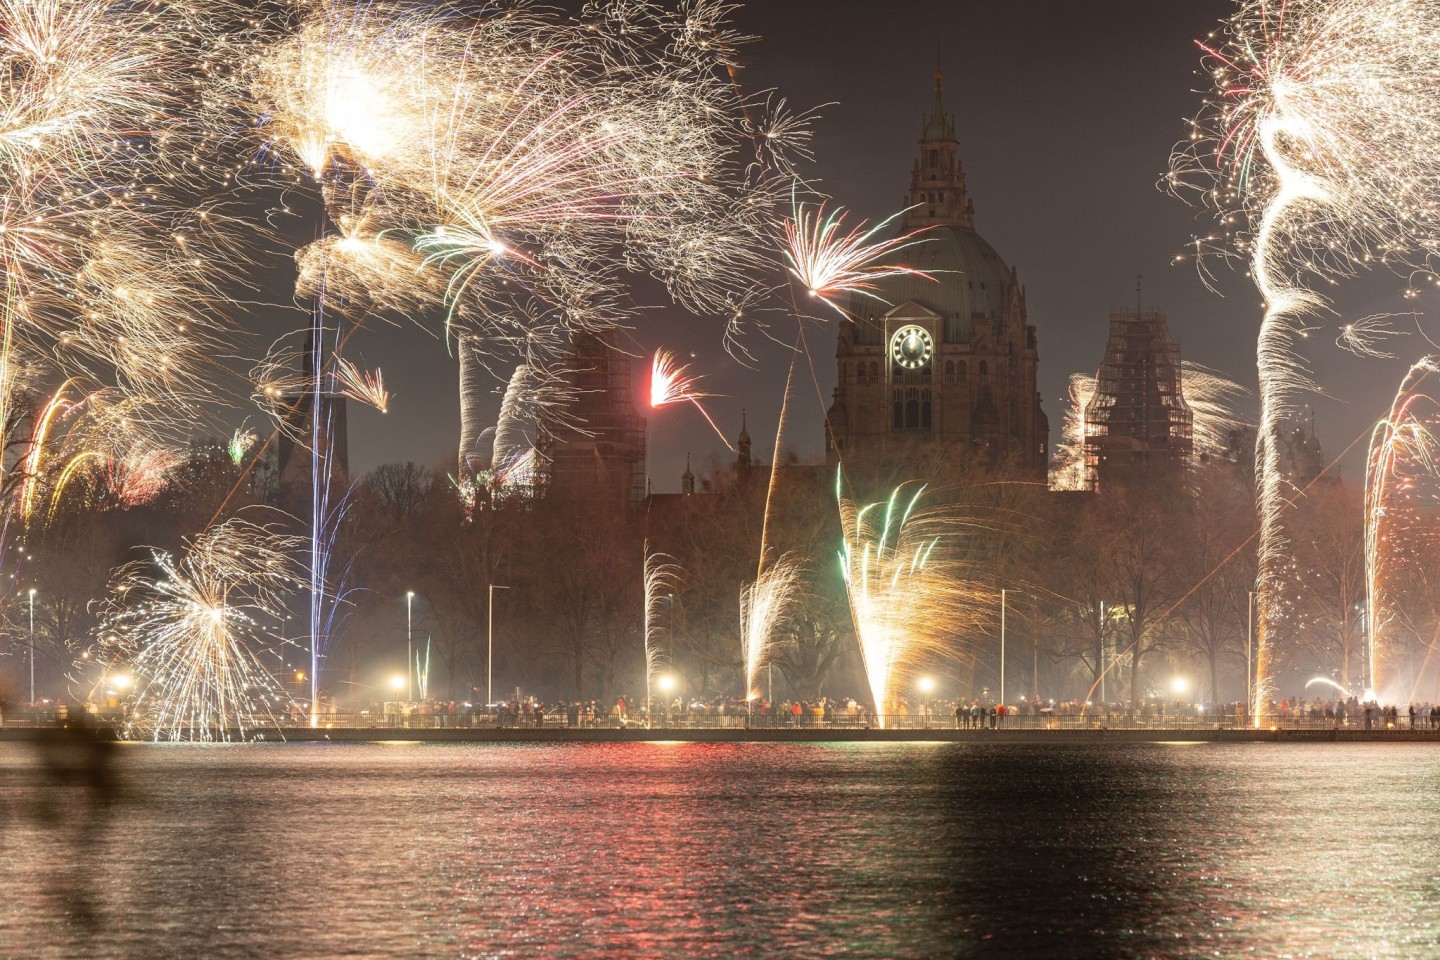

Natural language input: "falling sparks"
[1337,314,1408,359]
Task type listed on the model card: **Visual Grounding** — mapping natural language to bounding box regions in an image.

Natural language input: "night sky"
[333,0,1419,488]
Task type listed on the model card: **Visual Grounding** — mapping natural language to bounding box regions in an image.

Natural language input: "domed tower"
[826,72,1047,478]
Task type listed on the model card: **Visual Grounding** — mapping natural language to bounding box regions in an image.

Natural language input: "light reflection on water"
[3,741,1440,958]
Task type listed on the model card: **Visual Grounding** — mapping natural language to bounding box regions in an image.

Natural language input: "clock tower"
[826,72,1047,478]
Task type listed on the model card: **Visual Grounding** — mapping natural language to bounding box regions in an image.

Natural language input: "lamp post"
[488,584,509,708]
[999,588,1007,706]
[406,591,415,702]
[917,676,936,728]
[27,588,36,704]
[1247,590,1255,719]
[1099,600,1106,704]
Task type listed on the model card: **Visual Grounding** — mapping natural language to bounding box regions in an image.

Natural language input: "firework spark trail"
[835,470,996,727]
[229,427,258,466]
[1305,676,1352,698]
[836,472,952,728]
[95,518,305,742]
[15,382,184,522]
[492,365,532,470]
[1338,314,1408,359]
[1173,0,1440,724]
[643,543,681,712]
[247,1,455,717]
[332,357,388,413]
[739,552,806,701]
[782,200,935,317]
[1364,358,1440,701]
[649,348,733,451]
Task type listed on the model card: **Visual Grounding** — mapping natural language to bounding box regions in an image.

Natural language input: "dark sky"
[336,0,1422,488]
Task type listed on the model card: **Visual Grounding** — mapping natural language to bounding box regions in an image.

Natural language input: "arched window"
[978,360,988,380]
[922,390,933,429]
[928,149,938,166]
[893,398,904,429]
[905,398,920,429]
[944,360,955,383]
[958,360,967,382]
[869,361,879,382]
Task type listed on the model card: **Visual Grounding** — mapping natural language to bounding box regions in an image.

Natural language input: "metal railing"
[5,709,1436,734]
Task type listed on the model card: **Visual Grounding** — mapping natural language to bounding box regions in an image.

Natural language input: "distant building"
[541,332,647,505]
[1081,306,1192,490]
[826,72,1048,479]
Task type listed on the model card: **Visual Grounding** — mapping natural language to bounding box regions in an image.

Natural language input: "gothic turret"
[903,70,974,232]
[681,454,695,496]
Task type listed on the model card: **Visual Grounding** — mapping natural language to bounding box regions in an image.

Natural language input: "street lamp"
[488,583,510,708]
[657,674,677,695]
[389,674,405,693]
[999,588,1007,706]
[28,588,36,704]
[918,676,936,727]
[1171,676,1189,697]
[1247,590,1255,717]
[405,591,414,702]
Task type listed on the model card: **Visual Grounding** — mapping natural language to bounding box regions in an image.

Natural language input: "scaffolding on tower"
[1081,307,1192,490]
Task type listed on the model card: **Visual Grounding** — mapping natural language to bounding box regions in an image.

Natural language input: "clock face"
[890,325,934,369]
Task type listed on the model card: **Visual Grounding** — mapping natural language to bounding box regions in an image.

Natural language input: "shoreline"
[6,725,1440,744]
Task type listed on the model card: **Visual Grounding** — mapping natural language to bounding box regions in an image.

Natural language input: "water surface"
[3,741,1439,958]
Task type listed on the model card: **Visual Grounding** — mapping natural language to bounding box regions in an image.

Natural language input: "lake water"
[3,740,1439,958]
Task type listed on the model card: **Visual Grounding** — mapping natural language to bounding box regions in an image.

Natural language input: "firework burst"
[782,200,934,316]
[650,348,732,450]
[95,518,305,742]
[334,357,388,413]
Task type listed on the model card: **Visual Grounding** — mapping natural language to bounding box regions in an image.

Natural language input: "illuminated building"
[826,72,1048,477]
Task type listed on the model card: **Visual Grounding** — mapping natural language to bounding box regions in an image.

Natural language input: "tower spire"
[906,70,971,231]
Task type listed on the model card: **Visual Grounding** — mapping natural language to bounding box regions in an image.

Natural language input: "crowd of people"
[6,692,1440,732]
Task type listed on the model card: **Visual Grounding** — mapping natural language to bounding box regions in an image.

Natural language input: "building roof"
[851,226,1014,339]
